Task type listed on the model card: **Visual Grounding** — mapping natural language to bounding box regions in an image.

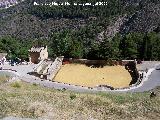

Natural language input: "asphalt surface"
[128,65,160,92]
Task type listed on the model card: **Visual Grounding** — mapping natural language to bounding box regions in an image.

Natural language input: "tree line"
[0,31,160,61]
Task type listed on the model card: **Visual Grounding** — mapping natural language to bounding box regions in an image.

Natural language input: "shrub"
[11,82,21,88]
[62,88,66,91]
[32,83,37,86]
[70,94,76,100]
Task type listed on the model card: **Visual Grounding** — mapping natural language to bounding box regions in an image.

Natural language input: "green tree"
[50,30,72,57]
[110,34,121,60]
[70,40,84,58]
[120,33,138,59]
[98,39,112,60]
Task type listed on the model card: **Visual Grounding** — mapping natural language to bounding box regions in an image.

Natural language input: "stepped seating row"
[47,57,63,80]
[32,57,63,80]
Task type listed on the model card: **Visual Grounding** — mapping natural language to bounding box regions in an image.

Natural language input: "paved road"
[137,61,160,71]
[128,65,160,92]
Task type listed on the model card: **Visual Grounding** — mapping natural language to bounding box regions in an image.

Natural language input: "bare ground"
[55,64,131,88]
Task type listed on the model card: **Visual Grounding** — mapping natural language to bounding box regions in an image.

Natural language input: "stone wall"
[39,46,48,60]
[33,60,45,72]
[47,56,64,80]
[63,58,137,66]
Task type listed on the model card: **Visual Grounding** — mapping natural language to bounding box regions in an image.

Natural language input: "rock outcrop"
[0,0,21,9]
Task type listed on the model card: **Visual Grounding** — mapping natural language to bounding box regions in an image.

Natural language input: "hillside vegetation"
[0,80,160,119]
[0,0,160,60]
[1,32,160,61]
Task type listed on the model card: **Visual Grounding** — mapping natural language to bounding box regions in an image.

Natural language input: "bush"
[11,82,21,88]
[62,88,66,91]
[70,94,76,100]
[32,83,37,86]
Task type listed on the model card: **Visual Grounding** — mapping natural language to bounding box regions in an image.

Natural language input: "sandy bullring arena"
[54,64,132,88]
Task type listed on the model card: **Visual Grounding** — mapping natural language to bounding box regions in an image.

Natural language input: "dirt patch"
[54,64,132,88]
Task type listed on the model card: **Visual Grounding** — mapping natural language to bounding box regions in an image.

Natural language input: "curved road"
[127,65,160,92]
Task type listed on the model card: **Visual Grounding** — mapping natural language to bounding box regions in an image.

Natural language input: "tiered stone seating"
[47,57,64,80]
[38,61,49,74]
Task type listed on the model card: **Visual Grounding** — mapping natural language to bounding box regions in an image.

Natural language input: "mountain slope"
[0,0,123,39]
[0,0,24,9]
[121,1,160,34]
[0,0,160,39]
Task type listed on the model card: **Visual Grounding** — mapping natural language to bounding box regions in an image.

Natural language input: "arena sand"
[54,64,132,88]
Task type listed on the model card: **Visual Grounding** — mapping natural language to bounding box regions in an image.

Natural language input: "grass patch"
[32,83,37,86]
[98,92,149,104]
[10,81,21,88]
[0,75,9,85]
[0,81,159,119]
[70,94,76,100]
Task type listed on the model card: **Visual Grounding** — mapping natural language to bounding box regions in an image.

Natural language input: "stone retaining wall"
[63,58,139,66]
[47,56,64,80]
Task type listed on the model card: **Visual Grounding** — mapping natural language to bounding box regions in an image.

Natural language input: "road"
[128,65,160,92]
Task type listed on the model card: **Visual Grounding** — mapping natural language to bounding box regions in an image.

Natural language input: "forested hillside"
[0,0,160,61]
